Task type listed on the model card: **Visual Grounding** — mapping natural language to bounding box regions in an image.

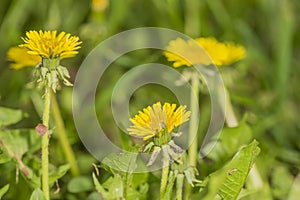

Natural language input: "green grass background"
[0,0,299,199]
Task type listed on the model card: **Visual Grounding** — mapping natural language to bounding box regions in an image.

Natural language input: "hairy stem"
[42,86,51,200]
[51,93,79,176]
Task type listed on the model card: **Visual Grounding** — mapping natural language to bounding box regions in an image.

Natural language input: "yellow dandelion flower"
[164,38,211,67]
[127,102,191,141]
[92,0,109,11]
[164,37,246,67]
[7,47,41,70]
[19,30,82,59]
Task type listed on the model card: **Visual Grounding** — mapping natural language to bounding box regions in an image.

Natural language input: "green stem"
[160,148,170,199]
[186,72,199,199]
[188,73,199,167]
[51,93,80,176]
[176,174,184,200]
[42,86,51,200]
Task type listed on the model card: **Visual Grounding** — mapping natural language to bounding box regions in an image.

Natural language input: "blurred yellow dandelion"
[92,0,109,11]
[127,102,191,141]
[164,38,211,67]
[7,47,41,70]
[164,37,246,67]
[19,30,81,59]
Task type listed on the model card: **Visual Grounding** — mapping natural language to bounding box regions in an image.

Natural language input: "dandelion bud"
[35,123,48,136]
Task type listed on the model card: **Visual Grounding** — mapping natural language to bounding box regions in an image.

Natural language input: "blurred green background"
[0,0,299,199]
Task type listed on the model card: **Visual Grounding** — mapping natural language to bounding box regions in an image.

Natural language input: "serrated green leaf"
[101,152,137,174]
[0,184,9,199]
[126,183,149,200]
[198,140,260,200]
[196,169,227,200]
[29,188,45,200]
[98,152,149,199]
[217,140,260,200]
[110,174,124,198]
[0,107,23,127]
[49,164,71,186]
[87,191,103,200]
[93,173,124,200]
[68,176,93,193]
[93,173,108,197]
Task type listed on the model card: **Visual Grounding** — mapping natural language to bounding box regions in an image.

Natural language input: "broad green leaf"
[110,174,124,198]
[197,140,260,200]
[0,184,9,199]
[217,140,260,200]
[29,188,45,200]
[93,173,108,197]
[193,169,227,200]
[101,176,114,190]
[100,151,137,199]
[0,107,23,127]
[87,191,103,200]
[101,152,137,174]
[126,183,149,200]
[49,164,71,186]
[93,173,124,200]
[0,129,41,188]
[68,176,93,193]
[0,129,40,160]
[0,130,28,158]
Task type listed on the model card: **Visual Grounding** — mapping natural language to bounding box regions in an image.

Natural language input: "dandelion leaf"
[0,107,23,127]
[0,184,9,199]
[196,140,260,200]
[217,140,260,199]
[29,188,45,200]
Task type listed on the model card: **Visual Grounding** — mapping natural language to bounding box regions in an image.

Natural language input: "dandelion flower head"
[164,37,246,67]
[127,102,191,141]
[19,30,81,59]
